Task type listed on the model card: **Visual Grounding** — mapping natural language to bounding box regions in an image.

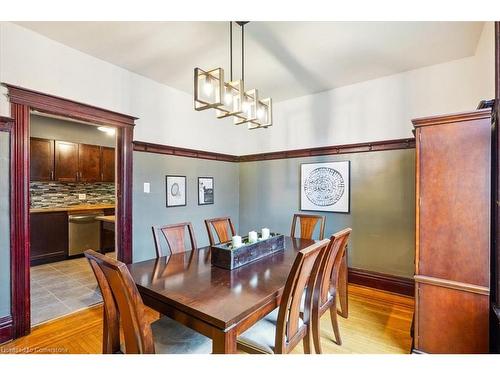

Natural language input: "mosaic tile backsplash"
[30,182,115,208]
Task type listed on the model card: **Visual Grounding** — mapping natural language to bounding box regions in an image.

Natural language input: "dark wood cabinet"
[30,137,54,181]
[30,137,115,183]
[78,143,101,182]
[30,211,68,266]
[412,109,491,354]
[101,146,115,182]
[55,140,79,182]
[100,208,115,253]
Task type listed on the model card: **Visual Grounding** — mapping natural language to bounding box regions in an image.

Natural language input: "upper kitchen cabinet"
[55,141,79,182]
[79,144,101,182]
[30,137,115,182]
[30,137,54,181]
[100,147,115,182]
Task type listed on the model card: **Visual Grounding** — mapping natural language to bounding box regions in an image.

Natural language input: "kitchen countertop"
[95,215,115,223]
[30,204,115,213]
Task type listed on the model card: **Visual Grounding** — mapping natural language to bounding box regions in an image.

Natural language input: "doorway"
[6,84,136,339]
[29,113,118,325]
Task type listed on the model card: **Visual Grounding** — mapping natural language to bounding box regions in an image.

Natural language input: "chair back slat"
[275,239,330,353]
[204,217,236,246]
[290,214,326,240]
[152,222,198,257]
[318,228,352,307]
[84,250,155,354]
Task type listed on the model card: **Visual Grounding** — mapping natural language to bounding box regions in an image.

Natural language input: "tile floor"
[30,253,114,326]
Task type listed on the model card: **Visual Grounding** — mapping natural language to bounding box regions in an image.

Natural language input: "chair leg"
[312,313,322,354]
[102,308,120,354]
[337,252,348,318]
[303,328,312,354]
[329,301,342,346]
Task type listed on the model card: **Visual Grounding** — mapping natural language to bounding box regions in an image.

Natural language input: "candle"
[232,235,242,248]
[248,231,258,243]
[261,228,270,240]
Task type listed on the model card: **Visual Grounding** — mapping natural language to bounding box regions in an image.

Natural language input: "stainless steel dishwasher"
[68,211,103,256]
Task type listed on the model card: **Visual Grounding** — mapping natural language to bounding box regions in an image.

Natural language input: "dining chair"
[84,250,212,354]
[311,228,352,353]
[204,216,236,246]
[236,239,330,354]
[152,222,198,257]
[290,213,326,240]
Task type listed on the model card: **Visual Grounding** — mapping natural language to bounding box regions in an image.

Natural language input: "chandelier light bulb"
[224,92,233,105]
[203,80,214,96]
[257,107,265,120]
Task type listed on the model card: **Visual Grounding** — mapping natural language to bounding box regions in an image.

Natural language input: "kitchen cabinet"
[78,143,101,182]
[100,146,115,182]
[30,211,68,266]
[30,137,54,181]
[55,140,79,182]
[30,137,115,183]
[100,208,115,253]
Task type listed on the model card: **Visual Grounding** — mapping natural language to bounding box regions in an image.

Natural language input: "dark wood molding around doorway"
[3,84,137,342]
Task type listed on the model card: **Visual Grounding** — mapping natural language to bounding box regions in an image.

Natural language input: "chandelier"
[194,22,273,129]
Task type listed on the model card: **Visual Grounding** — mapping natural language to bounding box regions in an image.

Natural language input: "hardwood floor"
[0,284,414,354]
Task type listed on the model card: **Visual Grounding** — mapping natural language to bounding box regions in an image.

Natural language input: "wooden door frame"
[4,84,137,339]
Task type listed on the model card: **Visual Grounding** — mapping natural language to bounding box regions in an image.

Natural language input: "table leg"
[338,251,348,318]
[212,328,237,354]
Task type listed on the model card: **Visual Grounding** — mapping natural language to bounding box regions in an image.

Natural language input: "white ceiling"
[16,21,485,102]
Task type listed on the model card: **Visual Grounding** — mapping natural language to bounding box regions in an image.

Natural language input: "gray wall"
[239,149,415,278]
[132,152,240,262]
[30,114,115,147]
[0,132,10,317]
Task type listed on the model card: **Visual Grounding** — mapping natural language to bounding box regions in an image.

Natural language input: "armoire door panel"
[416,282,489,353]
[418,120,490,287]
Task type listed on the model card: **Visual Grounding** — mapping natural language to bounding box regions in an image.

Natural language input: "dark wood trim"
[116,126,134,264]
[415,275,489,296]
[348,267,414,297]
[5,84,137,128]
[239,138,415,162]
[133,137,415,163]
[133,141,239,162]
[5,85,136,341]
[412,108,492,128]
[10,103,31,340]
[493,21,500,354]
[0,315,13,344]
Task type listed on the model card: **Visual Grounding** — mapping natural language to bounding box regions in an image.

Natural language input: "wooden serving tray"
[211,233,285,270]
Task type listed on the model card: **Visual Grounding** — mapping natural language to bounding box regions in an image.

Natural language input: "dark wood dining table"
[127,236,347,354]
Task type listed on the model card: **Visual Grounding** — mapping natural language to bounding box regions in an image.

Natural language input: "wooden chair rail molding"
[133,137,416,162]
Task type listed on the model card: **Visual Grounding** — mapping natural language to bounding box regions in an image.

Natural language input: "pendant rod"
[229,21,233,81]
[241,22,245,82]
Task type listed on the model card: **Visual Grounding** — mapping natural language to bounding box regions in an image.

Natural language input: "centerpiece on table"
[211,228,285,270]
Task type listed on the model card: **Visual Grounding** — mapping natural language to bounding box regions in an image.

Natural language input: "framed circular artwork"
[300,161,350,213]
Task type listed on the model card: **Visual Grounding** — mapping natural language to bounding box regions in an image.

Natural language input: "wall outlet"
[143,183,150,194]
[78,193,86,200]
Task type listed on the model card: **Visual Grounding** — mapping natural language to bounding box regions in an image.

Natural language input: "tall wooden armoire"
[412,109,492,353]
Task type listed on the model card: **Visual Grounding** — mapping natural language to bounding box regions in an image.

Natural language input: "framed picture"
[300,161,350,213]
[165,175,186,207]
[198,177,214,205]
